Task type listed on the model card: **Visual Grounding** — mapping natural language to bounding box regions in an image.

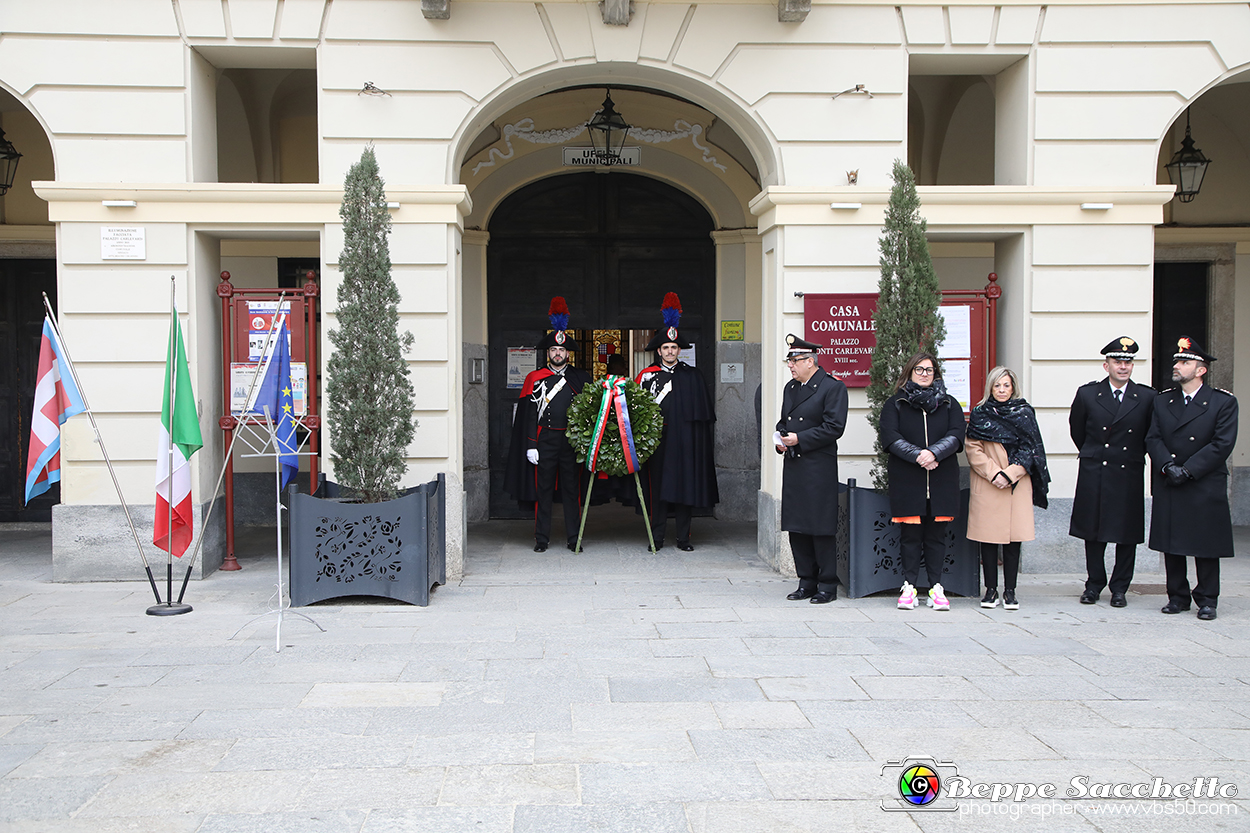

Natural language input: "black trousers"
[534,428,581,546]
[1164,554,1221,609]
[650,501,693,546]
[1084,541,1137,595]
[790,532,839,593]
[899,519,948,588]
[980,541,1021,591]
[640,460,694,545]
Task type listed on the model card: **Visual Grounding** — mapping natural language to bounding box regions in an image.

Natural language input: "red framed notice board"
[804,293,991,413]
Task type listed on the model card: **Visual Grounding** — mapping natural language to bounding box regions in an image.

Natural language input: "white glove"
[526,449,539,465]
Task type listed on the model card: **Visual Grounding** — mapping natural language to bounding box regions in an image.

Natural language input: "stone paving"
[1,506,1249,832]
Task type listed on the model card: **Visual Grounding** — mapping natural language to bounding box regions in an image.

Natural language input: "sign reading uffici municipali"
[562,147,641,167]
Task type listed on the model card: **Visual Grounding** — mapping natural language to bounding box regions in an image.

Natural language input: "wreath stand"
[574,469,656,554]
[568,376,663,554]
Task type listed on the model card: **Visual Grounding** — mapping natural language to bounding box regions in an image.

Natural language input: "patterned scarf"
[967,397,1050,509]
[901,379,948,414]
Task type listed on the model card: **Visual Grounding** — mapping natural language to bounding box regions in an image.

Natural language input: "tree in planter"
[867,159,946,491]
[327,147,416,503]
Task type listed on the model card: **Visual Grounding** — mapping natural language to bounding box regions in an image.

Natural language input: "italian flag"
[154,317,203,557]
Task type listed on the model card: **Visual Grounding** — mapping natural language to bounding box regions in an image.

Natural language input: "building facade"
[1,0,1247,581]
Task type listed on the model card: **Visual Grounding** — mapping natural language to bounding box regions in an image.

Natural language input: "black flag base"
[147,602,193,616]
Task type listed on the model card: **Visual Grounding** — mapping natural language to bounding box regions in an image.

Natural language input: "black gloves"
[1163,463,1192,486]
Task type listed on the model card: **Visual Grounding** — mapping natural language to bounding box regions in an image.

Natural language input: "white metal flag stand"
[226,311,323,652]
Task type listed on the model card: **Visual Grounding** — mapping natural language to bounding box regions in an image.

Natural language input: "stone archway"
[484,171,717,519]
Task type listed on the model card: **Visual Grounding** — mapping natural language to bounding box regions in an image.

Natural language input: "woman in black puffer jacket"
[879,352,966,610]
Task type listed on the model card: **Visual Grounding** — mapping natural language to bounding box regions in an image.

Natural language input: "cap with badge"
[784,333,820,360]
[1172,335,1216,363]
[538,296,578,351]
[1101,336,1139,360]
[644,292,692,351]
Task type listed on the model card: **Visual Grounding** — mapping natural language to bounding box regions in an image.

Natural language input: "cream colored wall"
[9,0,1250,567]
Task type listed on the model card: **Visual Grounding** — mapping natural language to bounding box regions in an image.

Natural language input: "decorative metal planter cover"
[289,474,446,607]
[837,479,978,599]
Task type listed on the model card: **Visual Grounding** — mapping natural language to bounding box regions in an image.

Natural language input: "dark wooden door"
[487,173,715,518]
[0,259,59,521]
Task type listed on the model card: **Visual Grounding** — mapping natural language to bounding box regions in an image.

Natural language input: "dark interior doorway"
[0,259,59,521]
[487,172,715,518]
[1153,262,1209,391]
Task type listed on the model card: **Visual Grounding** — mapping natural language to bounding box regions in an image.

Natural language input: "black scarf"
[901,379,948,414]
[967,397,1050,509]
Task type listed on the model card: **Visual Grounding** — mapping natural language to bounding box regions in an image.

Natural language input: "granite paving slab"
[2,522,1250,830]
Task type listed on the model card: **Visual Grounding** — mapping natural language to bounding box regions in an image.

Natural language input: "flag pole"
[150,276,192,616]
[175,295,288,605]
[40,293,164,604]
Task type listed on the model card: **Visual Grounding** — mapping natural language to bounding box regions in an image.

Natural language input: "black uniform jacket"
[635,362,719,508]
[879,390,965,518]
[503,365,593,506]
[1146,383,1239,558]
[776,369,848,536]
[1068,378,1155,544]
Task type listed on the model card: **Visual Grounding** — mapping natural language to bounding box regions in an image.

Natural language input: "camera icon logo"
[881,756,959,812]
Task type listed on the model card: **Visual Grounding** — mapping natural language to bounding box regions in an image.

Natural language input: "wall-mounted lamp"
[829,203,862,210]
[102,200,137,208]
[0,129,22,196]
[1080,203,1113,211]
[1165,108,1211,203]
[386,201,400,210]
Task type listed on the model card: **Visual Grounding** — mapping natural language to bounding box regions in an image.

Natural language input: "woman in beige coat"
[965,367,1050,610]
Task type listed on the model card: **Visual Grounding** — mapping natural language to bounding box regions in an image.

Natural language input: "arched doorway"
[486,172,716,518]
[1,89,56,521]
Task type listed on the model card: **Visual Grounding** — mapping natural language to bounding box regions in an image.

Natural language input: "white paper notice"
[230,362,307,416]
[943,359,973,413]
[937,305,971,359]
[100,227,146,260]
[507,348,538,389]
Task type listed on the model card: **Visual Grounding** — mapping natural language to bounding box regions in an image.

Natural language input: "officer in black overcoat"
[774,334,848,604]
[1146,336,1239,621]
[635,292,719,550]
[1068,336,1155,607]
[504,297,593,553]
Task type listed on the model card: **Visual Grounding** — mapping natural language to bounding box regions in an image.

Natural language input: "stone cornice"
[750,186,1177,233]
[31,183,473,226]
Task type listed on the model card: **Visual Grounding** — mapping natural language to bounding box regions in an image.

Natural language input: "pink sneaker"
[927,583,950,611]
[897,582,918,610]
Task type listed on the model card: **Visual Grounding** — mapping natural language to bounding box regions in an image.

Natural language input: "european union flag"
[255,318,299,490]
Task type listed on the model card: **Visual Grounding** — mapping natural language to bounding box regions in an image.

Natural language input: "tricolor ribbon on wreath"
[585,375,641,475]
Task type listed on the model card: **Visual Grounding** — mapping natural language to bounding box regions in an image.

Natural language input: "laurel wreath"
[566,378,664,477]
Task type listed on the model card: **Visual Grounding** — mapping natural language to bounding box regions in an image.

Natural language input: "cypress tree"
[327,146,416,503]
[867,160,946,490]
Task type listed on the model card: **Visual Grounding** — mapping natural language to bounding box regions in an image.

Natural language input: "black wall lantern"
[0,129,21,196]
[1165,109,1211,203]
[585,90,632,164]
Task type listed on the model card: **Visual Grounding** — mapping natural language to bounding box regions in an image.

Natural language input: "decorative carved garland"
[472,117,728,176]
